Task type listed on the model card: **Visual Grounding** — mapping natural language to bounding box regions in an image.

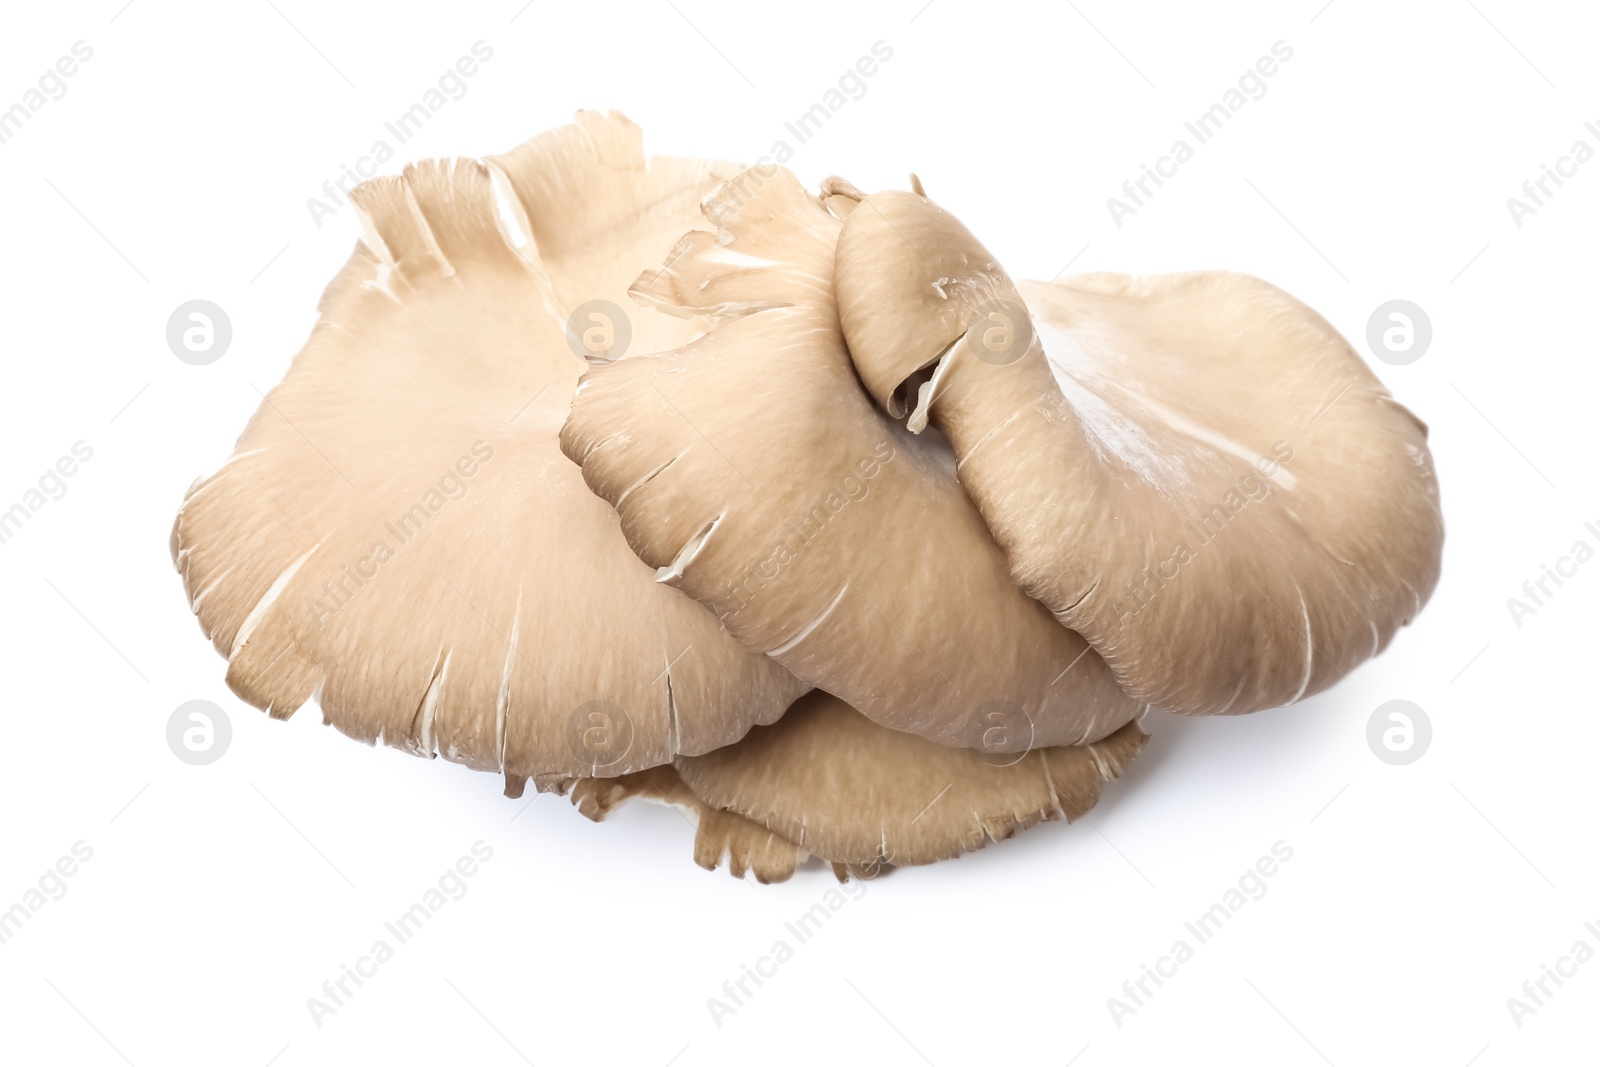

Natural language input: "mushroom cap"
[560,166,1144,749]
[834,191,1444,715]
[672,690,1148,874]
[171,112,806,783]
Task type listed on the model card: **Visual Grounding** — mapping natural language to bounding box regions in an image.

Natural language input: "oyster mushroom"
[171,112,806,785]
[571,689,1145,882]
[171,112,1445,885]
[832,189,1445,715]
[681,689,1146,877]
[560,165,1143,749]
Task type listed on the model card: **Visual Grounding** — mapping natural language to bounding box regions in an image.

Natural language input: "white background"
[1,1,1596,1064]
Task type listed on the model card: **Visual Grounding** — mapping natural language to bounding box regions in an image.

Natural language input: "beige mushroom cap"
[674,690,1147,876]
[834,190,1444,715]
[571,689,1146,881]
[171,112,805,784]
[561,166,1144,749]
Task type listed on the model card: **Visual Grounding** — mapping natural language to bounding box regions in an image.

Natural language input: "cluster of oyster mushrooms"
[172,112,1443,882]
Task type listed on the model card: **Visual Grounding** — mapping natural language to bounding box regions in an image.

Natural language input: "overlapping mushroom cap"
[561,166,1143,750]
[832,189,1444,715]
[173,113,1442,882]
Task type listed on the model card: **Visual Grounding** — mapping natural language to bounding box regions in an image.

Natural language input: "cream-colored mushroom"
[832,189,1444,715]
[678,689,1146,877]
[172,114,1445,884]
[570,689,1145,881]
[171,112,805,786]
